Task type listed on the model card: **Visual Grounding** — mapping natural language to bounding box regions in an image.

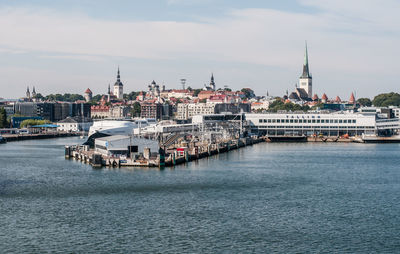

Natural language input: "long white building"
[245,110,400,137]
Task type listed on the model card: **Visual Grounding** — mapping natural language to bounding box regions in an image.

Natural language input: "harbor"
[64,107,400,169]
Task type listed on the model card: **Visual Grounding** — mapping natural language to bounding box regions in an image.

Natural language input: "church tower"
[210,73,216,91]
[113,67,124,99]
[299,42,312,99]
[26,86,30,99]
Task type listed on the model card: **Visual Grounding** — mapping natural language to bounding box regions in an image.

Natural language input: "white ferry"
[88,118,156,137]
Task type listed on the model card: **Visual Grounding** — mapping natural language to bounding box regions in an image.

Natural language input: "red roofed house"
[198,90,215,100]
[349,92,356,104]
[321,93,328,103]
[84,88,92,102]
[91,96,110,118]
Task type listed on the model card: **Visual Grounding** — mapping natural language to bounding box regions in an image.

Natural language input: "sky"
[0,0,399,99]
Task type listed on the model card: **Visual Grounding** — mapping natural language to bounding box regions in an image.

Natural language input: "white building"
[245,111,400,137]
[95,135,158,157]
[113,67,124,100]
[57,117,93,132]
[389,106,400,118]
[109,105,130,118]
[95,135,132,156]
[251,100,270,112]
[162,89,194,100]
[298,43,312,99]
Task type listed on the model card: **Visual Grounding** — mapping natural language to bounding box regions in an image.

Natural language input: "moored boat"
[362,134,400,143]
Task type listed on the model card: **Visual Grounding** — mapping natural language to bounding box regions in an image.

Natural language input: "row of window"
[258,119,357,124]
[257,126,375,129]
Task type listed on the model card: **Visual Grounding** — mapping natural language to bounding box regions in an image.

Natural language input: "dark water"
[1,137,400,253]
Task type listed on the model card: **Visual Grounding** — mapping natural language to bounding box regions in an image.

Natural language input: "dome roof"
[85,88,92,94]
[322,93,328,100]
[312,94,319,101]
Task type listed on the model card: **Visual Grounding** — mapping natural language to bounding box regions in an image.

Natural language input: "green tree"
[45,93,84,102]
[357,98,372,107]
[372,92,400,107]
[267,99,310,112]
[193,89,202,97]
[20,119,51,128]
[0,107,8,128]
[241,88,255,99]
[92,94,104,102]
[124,91,138,101]
[33,93,44,101]
[130,102,141,117]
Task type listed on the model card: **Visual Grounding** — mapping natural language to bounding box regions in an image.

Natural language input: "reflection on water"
[1,137,400,253]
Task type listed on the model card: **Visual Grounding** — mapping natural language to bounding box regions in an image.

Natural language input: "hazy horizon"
[0,0,399,100]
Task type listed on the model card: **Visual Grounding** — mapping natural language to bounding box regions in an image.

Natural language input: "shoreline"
[2,132,79,142]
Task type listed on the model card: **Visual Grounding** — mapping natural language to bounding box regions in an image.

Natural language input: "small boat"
[362,134,400,143]
[0,134,6,144]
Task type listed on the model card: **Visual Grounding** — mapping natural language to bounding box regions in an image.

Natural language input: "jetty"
[65,136,264,168]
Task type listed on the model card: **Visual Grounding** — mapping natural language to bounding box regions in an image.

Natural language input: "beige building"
[161,89,194,100]
[177,103,216,120]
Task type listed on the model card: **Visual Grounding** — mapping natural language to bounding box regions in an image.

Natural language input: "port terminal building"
[245,108,400,137]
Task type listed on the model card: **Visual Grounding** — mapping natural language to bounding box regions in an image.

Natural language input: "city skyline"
[1,0,399,99]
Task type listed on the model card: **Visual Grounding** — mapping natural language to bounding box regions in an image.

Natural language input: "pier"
[65,136,265,168]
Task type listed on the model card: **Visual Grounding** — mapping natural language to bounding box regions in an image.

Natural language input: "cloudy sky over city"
[0,0,399,99]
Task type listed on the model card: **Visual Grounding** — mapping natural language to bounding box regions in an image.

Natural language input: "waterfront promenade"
[2,132,79,142]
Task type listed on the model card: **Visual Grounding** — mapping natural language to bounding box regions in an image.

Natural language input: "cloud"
[0,1,399,98]
[0,47,26,54]
[39,54,105,62]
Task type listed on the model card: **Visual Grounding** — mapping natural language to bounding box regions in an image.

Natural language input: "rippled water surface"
[1,137,400,253]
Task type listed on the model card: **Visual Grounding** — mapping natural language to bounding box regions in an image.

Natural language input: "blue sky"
[0,0,399,99]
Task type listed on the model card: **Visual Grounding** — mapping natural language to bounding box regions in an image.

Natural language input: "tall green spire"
[301,41,311,78]
[304,41,308,66]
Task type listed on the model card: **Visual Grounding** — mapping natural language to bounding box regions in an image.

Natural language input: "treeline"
[372,92,400,107]
[356,93,400,107]
[20,119,51,128]
[0,107,8,128]
[43,93,85,102]
[267,99,310,112]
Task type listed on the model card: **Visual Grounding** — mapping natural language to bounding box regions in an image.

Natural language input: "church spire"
[26,86,30,99]
[117,66,120,82]
[210,72,215,90]
[301,41,311,78]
